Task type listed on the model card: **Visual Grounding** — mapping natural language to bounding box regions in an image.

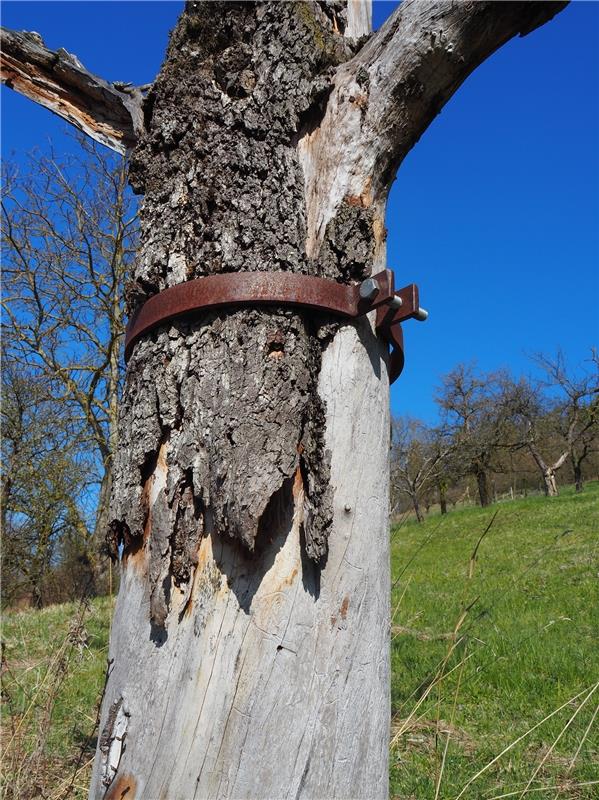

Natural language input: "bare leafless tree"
[569,400,599,491]
[509,351,599,495]
[436,364,515,507]
[391,417,452,522]
[1,136,137,573]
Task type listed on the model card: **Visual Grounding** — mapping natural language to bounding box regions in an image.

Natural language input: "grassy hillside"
[390,482,599,799]
[2,484,597,799]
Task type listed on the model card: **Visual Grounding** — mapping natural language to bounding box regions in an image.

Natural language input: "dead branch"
[1,28,144,154]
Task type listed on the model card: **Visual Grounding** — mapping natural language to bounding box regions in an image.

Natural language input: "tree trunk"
[439,482,448,515]
[63,2,565,797]
[573,462,583,492]
[29,526,51,609]
[92,5,390,798]
[475,467,491,507]
[543,467,559,497]
[412,494,424,523]
[92,460,113,591]
[570,452,584,493]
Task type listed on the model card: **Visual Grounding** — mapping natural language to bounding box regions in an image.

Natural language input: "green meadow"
[390,483,598,799]
[2,484,598,799]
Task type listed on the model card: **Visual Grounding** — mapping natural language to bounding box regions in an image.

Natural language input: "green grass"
[390,482,599,799]
[2,484,598,799]
[1,596,113,799]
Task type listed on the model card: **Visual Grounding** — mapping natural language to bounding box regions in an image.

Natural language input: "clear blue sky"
[2,1,598,423]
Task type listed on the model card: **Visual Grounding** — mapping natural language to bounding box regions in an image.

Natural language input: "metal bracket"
[124,269,427,383]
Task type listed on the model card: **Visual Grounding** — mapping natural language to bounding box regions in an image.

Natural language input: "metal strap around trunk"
[124,269,426,384]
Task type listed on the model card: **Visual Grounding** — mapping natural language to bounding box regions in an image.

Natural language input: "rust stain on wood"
[340,595,350,620]
[183,535,215,616]
[349,92,368,110]
[292,464,304,501]
[345,176,372,208]
[279,566,299,590]
[196,534,213,570]
[105,773,137,800]
[332,595,350,628]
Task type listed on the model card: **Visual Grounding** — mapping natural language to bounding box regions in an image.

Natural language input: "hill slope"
[390,482,598,798]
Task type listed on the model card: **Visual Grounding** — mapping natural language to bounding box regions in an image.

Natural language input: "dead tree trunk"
[528,441,567,497]
[1,2,567,797]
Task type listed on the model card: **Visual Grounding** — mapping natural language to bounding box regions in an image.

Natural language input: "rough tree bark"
[1,1,567,797]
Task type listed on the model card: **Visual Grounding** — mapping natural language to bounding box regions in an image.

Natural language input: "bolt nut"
[415,307,428,321]
[359,278,380,301]
[389,295,403,309]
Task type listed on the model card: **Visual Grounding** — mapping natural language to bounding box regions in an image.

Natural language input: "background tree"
[1,2,568,797]
[391,417,452,522]
[436,364,514,507]
[1,363,94,607]
[510,351,599,496]
[569,399,599,492]
[1,137,137,579]
[432,427,463,514]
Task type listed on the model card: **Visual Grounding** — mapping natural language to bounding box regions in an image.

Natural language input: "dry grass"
[1,597,111,800]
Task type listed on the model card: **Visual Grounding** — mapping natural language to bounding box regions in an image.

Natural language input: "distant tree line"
[391,353,599,522]
[1,138,136,607]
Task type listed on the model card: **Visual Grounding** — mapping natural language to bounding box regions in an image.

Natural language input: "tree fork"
[1,1,568,797]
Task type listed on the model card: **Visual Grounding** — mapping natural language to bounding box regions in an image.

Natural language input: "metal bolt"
[415,307,428,321]
[389,295,403,309]
[359,278,380,301]
[344,504,352,513]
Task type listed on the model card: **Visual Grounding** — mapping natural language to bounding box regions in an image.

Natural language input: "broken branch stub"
[0,27,143,154]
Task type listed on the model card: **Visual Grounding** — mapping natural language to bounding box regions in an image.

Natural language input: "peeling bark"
[110,1,372,632]
[299,0,567,256]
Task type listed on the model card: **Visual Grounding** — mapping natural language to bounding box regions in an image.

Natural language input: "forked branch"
[1,28,144,154]
[301,0,568,254]
[349,0,569,191]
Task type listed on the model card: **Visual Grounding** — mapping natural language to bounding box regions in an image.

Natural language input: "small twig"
[469,510,498,579]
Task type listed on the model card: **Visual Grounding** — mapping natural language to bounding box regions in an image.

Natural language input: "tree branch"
[1,28,144,154]
[300,0,568,256]
[345,0,372,39]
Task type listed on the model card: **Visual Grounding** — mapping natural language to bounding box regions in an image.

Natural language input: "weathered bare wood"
[90,322,391,799]
[0,27,143,153]
[300,0,568,256]
[345,0,372,39]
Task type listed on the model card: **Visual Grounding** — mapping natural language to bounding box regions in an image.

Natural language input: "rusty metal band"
[124,269,420,383]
